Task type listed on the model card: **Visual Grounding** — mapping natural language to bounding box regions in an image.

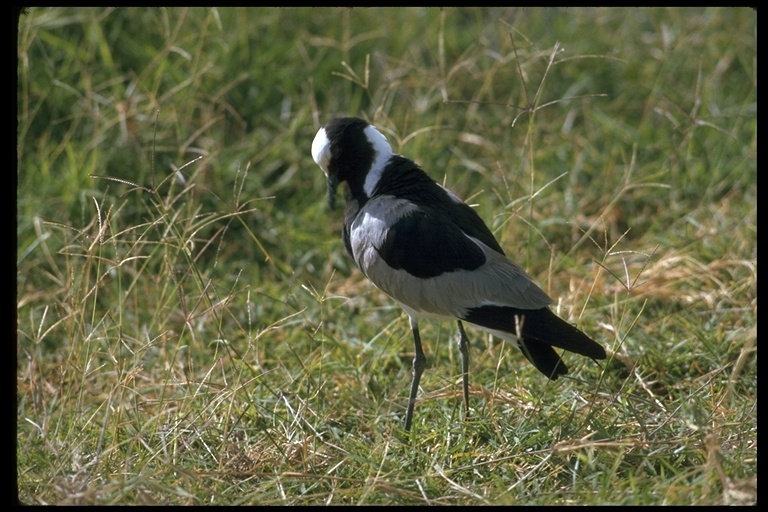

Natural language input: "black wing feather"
[371,156,508,279]
[377,210,487,278]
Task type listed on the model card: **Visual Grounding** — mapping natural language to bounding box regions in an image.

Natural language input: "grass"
[16,7,756,505]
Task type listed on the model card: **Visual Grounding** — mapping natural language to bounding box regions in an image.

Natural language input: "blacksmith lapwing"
[311,117,606,431]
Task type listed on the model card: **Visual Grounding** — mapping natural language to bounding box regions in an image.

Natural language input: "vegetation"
[17,7,755,505]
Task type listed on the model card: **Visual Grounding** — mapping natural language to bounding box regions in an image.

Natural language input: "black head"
[311,117,393,208]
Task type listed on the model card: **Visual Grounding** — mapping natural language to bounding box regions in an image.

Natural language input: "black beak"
[326,174,339,210]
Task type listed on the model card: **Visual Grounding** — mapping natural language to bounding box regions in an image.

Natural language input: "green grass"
[17,7,755,505]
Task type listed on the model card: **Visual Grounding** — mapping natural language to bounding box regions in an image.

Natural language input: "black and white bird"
[311,117,606,431]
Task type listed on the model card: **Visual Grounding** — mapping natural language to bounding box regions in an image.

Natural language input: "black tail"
[517,339,570,380]
[463,305,606,379]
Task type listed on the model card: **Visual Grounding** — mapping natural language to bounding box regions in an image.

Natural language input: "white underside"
[394,296,522,348]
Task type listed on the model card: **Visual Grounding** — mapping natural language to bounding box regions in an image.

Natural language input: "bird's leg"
[405,316,426,432]
[456,321,471,420]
